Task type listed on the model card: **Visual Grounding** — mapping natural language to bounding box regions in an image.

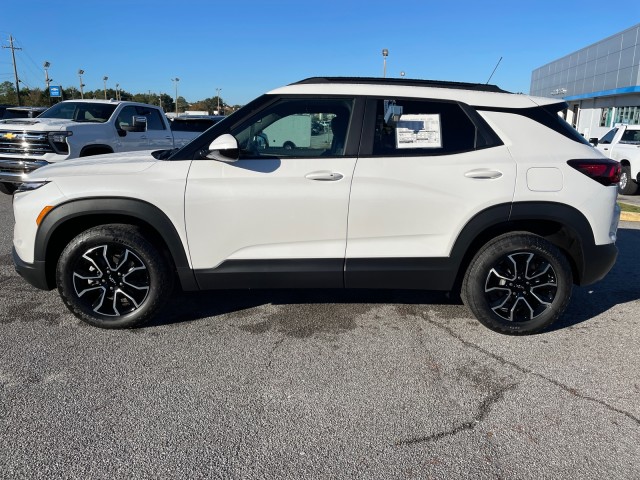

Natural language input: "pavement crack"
[266,336,286,370]
[421,312,640,427]
[396,383,516,446]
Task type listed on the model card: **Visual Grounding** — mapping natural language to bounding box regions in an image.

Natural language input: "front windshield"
[38,102,117,123]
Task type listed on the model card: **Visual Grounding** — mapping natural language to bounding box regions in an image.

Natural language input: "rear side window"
[371,99,494,156]
[619,129,640,144]
[136,107,166,130]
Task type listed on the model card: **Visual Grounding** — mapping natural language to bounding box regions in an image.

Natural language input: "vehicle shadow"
[550,226,640,331]
[146,228,640,333]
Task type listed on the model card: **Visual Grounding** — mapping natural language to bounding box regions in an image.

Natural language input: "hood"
[26,150,159,181]
[0,117,71,131]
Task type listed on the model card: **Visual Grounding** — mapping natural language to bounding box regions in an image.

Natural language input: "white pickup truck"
[592,124,640,195]
[0,100,200,194]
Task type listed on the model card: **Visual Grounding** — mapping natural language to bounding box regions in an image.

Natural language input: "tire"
[618,165,639,195]
[0,182,17,195]
[283,141,295,150]
[56,224,174,328]
[461,232,573,335]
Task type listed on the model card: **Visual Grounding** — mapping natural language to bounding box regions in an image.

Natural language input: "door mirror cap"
[589,137,599,146]
[207,133,239,162]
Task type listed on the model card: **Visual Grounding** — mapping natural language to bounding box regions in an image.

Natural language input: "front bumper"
[12,246,52,290]
[0,159,49,183]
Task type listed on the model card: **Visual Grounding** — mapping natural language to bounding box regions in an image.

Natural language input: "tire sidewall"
[56,225,171,328]
[462,233,572,335]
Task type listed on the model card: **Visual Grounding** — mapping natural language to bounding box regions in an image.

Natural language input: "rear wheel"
[618,165,638,195]
[56,224,174,328]
[461,232,573,335]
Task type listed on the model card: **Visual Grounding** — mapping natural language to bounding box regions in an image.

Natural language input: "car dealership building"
[530,23,640,140]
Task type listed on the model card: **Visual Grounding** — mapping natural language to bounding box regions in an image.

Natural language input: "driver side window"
[231,98,355,158]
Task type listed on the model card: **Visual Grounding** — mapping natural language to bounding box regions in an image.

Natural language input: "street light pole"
[103,76,108,100]
[382,49,388,78]
[171,77,180,116]
[216,87,222,114]
[115,83,120,101]
[43,61,51,105]
[78,69,85,99]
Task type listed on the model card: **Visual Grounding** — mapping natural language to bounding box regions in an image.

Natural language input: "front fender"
[35,197,197,290]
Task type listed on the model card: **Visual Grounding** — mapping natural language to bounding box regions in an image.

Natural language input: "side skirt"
[192,258,458,291]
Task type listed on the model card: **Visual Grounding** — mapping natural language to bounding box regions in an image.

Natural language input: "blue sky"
[1,1,638,106]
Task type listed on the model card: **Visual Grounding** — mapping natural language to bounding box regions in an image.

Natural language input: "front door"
[185,97,359,289]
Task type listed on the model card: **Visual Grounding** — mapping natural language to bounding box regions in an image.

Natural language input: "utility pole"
[216,88,222,114]
[2,35,22,106]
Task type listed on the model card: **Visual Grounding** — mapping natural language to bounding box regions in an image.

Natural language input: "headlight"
[16,181,49,193]
[48,131,72,154]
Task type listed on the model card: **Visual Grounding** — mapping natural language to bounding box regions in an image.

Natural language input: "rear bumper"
[579,242,618,286]
[12,246,52,290]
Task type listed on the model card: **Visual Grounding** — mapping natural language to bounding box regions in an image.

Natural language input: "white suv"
[11,77,621,334]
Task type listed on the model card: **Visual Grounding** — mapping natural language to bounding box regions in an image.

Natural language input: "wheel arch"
[79,144,114,157]
[450,202,599,291]
[35,197,197,291]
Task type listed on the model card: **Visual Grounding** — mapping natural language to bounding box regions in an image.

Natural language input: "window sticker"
[395,114,442,149]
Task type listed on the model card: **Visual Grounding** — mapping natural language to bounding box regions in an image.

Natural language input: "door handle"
[464,169,503,179]
[141,136,148,140]
[165,136,172,140]
[305,171,344,181]
[603,147,609,151]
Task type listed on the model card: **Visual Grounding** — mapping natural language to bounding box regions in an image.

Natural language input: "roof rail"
[292,77,509,93]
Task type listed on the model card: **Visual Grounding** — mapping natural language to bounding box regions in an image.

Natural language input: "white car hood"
[26,150,159,181]
[0,117,72,131]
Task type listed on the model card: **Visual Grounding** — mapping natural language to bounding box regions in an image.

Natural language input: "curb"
[619,202,640,222]
[620,211,640,222]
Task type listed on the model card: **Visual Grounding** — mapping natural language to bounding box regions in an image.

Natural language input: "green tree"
[0,80,17,104]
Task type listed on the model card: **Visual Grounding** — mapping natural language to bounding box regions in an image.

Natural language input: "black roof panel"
[293,77,509,93]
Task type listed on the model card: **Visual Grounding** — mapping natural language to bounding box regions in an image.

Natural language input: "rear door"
[345,97,515,288]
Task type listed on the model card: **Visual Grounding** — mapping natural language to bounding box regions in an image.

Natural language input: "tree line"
[0,81,240,114]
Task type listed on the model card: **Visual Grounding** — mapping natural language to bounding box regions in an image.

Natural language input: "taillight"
[567,159,621,186]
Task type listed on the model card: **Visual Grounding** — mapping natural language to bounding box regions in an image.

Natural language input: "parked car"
[0,100,201,195]
[11,77,620,334]
[591,124,640,195]
[170,115,225,147]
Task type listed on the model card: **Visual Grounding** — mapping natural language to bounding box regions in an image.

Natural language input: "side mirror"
[122,115,147,132]
[206,133,239,162]
[589,137,599,146]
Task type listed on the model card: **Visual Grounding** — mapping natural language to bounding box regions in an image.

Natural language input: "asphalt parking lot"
[1,192,639,479]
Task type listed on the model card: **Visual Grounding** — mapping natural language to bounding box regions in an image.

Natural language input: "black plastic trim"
[509,201,616,286]
[194,259,344,289]
[13,247,50,291]
[34,197,197,290]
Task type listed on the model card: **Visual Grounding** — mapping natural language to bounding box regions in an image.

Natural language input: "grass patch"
[618,202,640,213]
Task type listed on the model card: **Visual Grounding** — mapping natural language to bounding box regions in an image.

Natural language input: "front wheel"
[618,165,638,195]
[56,224,174,328]
[461,233,573,335]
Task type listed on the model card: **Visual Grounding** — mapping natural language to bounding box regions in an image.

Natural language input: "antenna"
[486,56,503,85]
